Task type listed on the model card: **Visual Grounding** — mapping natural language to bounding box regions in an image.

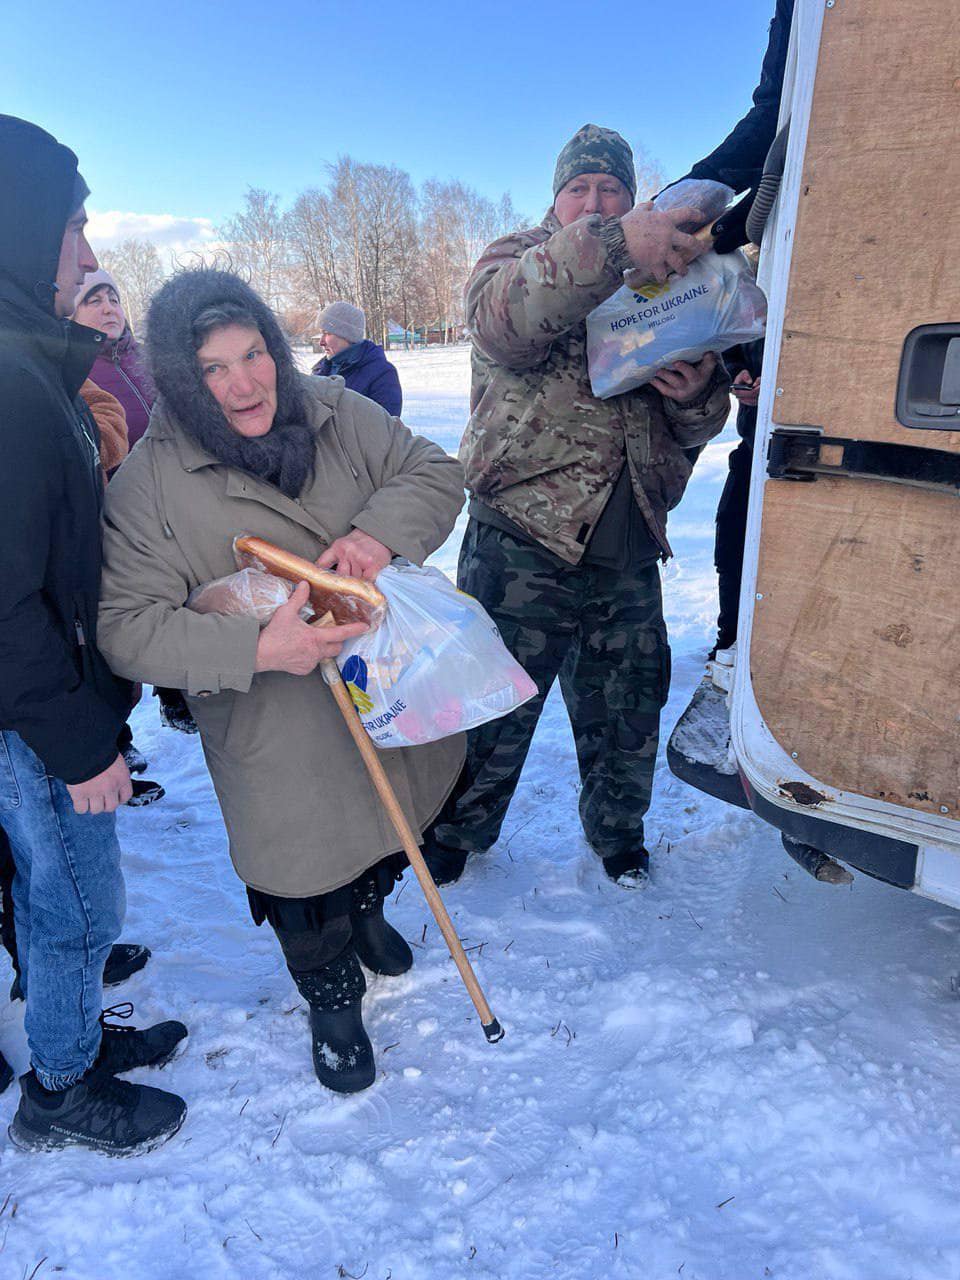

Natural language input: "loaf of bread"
[233,535,387,630]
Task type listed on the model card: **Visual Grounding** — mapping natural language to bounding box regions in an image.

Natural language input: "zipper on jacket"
[330,419,361,480]
[74,616,86,647]
[114,356,152,418]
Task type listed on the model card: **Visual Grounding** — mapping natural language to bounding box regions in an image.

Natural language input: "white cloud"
[86,209,220,260]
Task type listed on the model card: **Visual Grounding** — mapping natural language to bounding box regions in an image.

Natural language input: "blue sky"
[6,0,775,246]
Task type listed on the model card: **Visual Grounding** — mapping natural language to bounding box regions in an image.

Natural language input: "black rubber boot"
[292,951,375,1094]
[350,877,412,977]
[9,1068,186,1155]
[601,848,651,889]
[351,904,413,976]
[97,1003,188,1074]
[0,1051,12,1096]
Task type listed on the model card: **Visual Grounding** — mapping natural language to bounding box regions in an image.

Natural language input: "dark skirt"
[246,852,407,932]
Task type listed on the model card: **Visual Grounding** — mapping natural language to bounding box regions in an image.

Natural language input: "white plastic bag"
[336,563,537,748]
[587,177,764,400]
[586,249,767,399]
[652,178,736,230]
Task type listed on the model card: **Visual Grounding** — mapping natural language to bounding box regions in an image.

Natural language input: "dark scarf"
[145,268,316,499]
[192,413,317,499]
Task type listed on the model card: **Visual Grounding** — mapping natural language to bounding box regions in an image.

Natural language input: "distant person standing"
[311,302,403,416]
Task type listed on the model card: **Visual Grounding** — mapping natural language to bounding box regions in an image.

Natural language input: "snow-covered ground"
[3,347,960,1280]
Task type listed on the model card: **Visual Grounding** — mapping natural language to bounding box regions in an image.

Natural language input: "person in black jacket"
[686,0,794,254]
[679,0,794,652]
[0,115,186,1154]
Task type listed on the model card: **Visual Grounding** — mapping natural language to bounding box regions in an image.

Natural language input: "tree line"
[99,146,665,345]
[100,157,531,346]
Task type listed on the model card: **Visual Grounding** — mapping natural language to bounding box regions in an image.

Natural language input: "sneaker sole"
[7,1106,186,1157]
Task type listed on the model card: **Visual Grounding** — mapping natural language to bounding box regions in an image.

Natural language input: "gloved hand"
[710,187,758,254]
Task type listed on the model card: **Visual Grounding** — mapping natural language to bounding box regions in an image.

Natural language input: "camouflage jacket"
[460,211,731,565]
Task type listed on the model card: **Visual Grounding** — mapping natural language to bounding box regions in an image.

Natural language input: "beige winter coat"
[98,374,466,897]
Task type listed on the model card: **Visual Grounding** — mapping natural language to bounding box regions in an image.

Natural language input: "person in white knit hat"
[312,301,402,416]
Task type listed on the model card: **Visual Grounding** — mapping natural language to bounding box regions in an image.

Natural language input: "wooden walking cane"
[231,536,503,1042]
[319,656,505,1044]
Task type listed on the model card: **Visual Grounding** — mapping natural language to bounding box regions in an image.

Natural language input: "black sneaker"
[121,743,148,776]
[351,906,413,977]
[0,1051,12,1096]
[157,689,198,735]
[97,1004,187,1074]
[9,1068,186,1155]
[10,942,152,1003]
[127,778,165,807]
[309,1003,376,1094]
[602,849,651,889]
[104,942,151,987]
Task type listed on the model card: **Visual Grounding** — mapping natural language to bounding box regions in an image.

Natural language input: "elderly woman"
[97,269,465,1093]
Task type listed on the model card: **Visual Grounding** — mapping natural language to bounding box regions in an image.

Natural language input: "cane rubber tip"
[483,1018,505,1043]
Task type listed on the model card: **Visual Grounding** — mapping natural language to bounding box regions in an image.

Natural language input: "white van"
[669,0,960,903]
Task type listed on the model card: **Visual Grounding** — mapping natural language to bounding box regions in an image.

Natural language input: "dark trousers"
[714,439,754,651]
[432,519,670,861]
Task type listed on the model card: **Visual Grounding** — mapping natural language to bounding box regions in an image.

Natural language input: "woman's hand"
[315,530,392,581]
[650,352,719,404]
[255,582,367,675]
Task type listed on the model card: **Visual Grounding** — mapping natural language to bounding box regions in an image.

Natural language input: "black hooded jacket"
[0,116,130,784]
[675,0,794,252]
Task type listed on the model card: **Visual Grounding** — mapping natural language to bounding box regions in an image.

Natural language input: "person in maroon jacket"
[73,269,199,742]
[73,269,154,452]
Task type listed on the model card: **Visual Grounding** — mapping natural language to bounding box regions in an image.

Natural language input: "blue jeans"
[0,731,124,1089]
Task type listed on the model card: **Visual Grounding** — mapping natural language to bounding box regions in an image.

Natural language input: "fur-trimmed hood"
[144,268,312,497]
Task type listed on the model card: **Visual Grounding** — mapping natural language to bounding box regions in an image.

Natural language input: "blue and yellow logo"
[341,656,374,715]
[632,281,672,304]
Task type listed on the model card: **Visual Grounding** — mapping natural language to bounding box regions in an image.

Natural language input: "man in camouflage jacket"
[426,124,731,887]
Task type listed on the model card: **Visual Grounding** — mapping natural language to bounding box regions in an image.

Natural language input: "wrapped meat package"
[336,563,537,749]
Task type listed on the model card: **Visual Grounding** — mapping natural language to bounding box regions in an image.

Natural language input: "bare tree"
[633,144,666,202]
[216,188,289,311]
[215,141,657,350]
[286,187,347,316]
[97,238,165,336]
[420,180,521,341]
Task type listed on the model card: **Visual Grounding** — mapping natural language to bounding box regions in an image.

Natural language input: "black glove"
[710,188,758,254]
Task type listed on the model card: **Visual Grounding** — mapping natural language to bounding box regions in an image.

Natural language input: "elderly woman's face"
[197,323,278,439]
[75,284,126,339]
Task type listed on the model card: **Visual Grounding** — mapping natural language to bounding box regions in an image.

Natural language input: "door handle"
[896,324,960,428]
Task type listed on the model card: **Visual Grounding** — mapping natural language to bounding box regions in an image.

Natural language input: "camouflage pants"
[431,518,670,861]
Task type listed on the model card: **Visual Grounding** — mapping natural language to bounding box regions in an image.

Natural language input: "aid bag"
[586,179,766,399]
[336,563,537,748]
[586,250,766,399]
